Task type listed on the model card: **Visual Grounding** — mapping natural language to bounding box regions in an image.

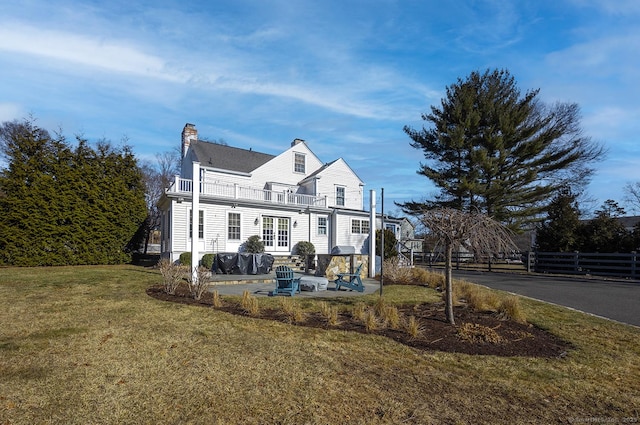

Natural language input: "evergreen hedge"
[0,118,148,266]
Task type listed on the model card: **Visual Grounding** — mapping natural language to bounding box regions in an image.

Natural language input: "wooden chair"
[335,263,364,292]
[273,265,301,296]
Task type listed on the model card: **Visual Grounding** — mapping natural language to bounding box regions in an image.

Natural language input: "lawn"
[0,265,639,424]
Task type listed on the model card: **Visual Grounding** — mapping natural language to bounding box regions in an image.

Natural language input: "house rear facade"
[158,124,405,264]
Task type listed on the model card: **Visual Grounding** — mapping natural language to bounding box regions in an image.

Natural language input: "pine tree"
[401,69,604,228]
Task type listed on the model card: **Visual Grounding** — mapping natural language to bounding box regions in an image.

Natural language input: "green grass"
[0,265,639,424]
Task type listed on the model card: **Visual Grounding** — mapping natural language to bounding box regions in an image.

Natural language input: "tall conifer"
[401,69,604,228]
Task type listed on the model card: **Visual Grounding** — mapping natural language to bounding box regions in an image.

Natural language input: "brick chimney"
[182,123,198,157]
[291,138,304,147]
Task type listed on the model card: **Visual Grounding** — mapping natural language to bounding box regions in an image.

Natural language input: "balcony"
[167,177,327,208]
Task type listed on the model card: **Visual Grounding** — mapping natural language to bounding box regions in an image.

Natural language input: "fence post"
[527,251,533,273]
[632,251,637,280]
[573,251,580,274]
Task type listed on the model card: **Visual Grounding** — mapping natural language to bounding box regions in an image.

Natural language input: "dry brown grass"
[1,265,639,424]
[279,297,305,323]
[498,295,527,323]
[383,258,444,288]
[457,322,504,344]
[363,309,378,332]
[404,315,422,339]
[352,301,367,321]
[241,290,260,316]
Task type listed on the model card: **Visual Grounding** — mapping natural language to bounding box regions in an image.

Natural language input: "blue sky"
[1,0,639,216]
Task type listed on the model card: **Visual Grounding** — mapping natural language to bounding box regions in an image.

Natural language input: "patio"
[208,272,380,298]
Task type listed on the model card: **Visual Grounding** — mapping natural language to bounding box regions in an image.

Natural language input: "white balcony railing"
[167,177,327,208]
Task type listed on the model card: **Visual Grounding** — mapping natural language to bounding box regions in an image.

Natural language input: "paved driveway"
[452,270,640,327]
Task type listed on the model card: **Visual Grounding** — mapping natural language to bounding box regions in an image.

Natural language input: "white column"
[369,190,376,278]
[191,161,200,283]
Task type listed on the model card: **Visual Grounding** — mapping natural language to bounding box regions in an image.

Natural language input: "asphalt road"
[452,270,640,327]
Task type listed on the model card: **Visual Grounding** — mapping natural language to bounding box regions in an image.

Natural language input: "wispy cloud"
[0,22,183,82]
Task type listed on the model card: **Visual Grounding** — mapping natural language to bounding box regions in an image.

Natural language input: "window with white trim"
[317,216,327,235]
[228,212,241,240]
[294,153,305,173]
[336,186,345,206]
[351,219,369,234]
[189,210,204,239]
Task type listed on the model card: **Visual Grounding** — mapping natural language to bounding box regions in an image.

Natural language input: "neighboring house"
[159,123,407,264]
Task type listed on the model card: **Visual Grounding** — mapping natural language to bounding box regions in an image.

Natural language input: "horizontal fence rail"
[414,251,640,280]
[534,251,639,279]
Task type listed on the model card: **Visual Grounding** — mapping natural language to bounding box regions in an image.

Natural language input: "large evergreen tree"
[0,118,147,266]
[535,187,582,252]
[401,69,604,228]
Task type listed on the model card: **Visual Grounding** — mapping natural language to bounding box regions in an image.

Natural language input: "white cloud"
[0,22,185,82]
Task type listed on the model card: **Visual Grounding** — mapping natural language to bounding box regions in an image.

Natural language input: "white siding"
[314,159,363,209]
[250,143,323,187]
[163,138,375,259]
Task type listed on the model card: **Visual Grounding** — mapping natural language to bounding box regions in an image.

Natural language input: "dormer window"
[294,153,305,173]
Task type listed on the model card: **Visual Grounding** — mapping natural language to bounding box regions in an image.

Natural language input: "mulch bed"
[147,284,572,358]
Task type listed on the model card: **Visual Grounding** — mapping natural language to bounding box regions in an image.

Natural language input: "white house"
[159,124,410,266]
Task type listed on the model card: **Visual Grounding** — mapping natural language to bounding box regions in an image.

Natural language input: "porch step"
[272,255,304,271]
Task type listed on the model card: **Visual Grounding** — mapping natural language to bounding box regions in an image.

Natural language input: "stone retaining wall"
[316,254,369,280]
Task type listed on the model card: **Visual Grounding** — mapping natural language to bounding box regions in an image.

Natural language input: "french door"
[262,217,290,252]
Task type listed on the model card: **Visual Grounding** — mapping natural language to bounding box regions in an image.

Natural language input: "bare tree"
[138,151,180,253]
[420,208,517,325]
[623,182,640,214]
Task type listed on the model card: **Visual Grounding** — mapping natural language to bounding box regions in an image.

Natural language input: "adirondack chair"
[273,265,301,296]
[335,263,365,292]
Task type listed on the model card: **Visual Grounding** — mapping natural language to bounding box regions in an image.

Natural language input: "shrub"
[294,241,315,256]
[382,257,413,284]
[295,241,316,270]
[157,258,185,295]
[414,268,444,289]
[201,254,215,270]
[187,266,210,300]
[179,252,192,266]
[382,258,444,287]
[244,235,265,253]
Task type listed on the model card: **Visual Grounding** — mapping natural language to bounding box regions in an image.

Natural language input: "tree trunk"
[444,242,455,325]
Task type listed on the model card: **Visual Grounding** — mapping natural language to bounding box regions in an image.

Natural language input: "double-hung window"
[294,153,305,173]
[336,186,345,206]
[189,210,204,239]
[228,212,241,240]
[317,216,327,235]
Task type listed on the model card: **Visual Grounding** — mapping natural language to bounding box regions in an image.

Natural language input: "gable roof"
[191,142,275,173]
[298,158,364,185]
[298,159,338,184]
